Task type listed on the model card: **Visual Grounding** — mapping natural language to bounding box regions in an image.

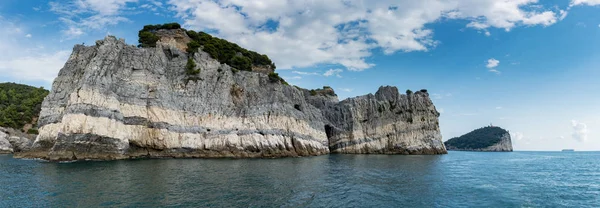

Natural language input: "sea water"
[1,151,598,207]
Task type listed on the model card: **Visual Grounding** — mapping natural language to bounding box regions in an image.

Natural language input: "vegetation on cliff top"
[137,23,275,72]
[0,83,49,131]
[444,126,509,149]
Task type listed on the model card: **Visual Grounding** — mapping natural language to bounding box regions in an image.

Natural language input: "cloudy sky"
[1,0,599,151]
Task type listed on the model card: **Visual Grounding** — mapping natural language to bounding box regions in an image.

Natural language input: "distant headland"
[444,125,513,152]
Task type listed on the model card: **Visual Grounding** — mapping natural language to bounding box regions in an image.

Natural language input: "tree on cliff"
[137,23,275,72]
[0,83,49,131]
[444,126,509,149]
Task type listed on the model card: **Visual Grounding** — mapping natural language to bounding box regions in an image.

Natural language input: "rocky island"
[15,23,446,161]
[444,126,513,152]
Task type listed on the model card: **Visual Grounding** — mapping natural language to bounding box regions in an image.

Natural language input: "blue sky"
[0,0,599,150]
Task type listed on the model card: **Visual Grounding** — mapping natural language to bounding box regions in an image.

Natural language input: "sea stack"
[444,126,513,152]
[17,23,446,161]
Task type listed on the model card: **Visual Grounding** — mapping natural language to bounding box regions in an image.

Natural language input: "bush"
[268,72,282,83]
[138,31,160,48]
[406,89,413,94]
[420,89,428,93]
[186,40,201,53]
[186,58,200,75]
[138,23,182,48]
[27,128,39,135]
[230,56,252,71]
[184,29,275,70]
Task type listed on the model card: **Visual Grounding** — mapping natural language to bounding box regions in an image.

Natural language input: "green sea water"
[1,151,598,207]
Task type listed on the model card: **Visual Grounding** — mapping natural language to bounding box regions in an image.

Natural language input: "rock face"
[310,88,445,154]
[0,131,13,154]
[444,126,513,152]
[0,127,35,154]
[17,34,446,161]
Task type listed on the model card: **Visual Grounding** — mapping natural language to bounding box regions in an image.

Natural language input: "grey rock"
[0,131,13,154]
[0,127,34,153]
[18,35,446,161]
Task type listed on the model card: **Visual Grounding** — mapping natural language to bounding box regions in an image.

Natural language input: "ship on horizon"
[562,149,575,152]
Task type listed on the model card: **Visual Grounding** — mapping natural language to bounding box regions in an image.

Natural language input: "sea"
[1,151,598,207]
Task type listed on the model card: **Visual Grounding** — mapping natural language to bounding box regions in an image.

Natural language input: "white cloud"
[512,132,524,141]
[49,0,137,39]
[0,18,70,83]
[25,34,32,38]
[489,69,501,74]
[432,92,453,100]
[571,0,600,6]
[571,120,588,142]
[292,71,320,76]
[484,31,491,36]
[64,26,84,38]
[168,0,565,71]
[486,58,500,68]
[496,106,503,109]
[323,69,343,78]
[283,76,302,80]
[0,51,71,82]
[339,88,353,92]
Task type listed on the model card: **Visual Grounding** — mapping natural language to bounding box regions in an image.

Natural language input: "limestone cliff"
[444,126,513,152]
[17,30,445,161]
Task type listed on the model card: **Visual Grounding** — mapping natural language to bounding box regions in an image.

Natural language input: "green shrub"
[406,89,413,94]
[268,72,282,83]
[230,56,252,71]
[420,89,428,93]
[27,128,39,135]
[186,40,201,53]
[185,29,275,70]
[138,31,159,48]
[186,58,200,75]
[138,23,276,72]
[138,23,182,48]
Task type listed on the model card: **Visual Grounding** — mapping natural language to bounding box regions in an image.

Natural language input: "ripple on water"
[1,152,599,207]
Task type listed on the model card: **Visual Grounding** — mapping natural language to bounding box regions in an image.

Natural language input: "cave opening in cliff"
[324,124,334,142]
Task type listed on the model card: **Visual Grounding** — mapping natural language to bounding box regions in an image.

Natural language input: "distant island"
[562,149,575,152]
[444,126,513,152]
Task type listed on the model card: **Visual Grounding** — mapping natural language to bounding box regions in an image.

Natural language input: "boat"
[561,149,575,152]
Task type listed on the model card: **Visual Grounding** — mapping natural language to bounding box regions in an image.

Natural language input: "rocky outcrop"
[444,126,513,152]
[320,88,446,154]
[0,127,35,154]
[17,32,445,161]
[0,131,12,154]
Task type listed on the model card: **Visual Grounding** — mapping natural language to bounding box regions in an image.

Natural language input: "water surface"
[1,152,598,207]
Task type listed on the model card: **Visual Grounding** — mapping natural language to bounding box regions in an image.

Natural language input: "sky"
[0,0,599,151]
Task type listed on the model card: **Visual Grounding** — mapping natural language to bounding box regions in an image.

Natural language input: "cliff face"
[17,34,446,161]
[444,126,513,152]
[311,87,445,154]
